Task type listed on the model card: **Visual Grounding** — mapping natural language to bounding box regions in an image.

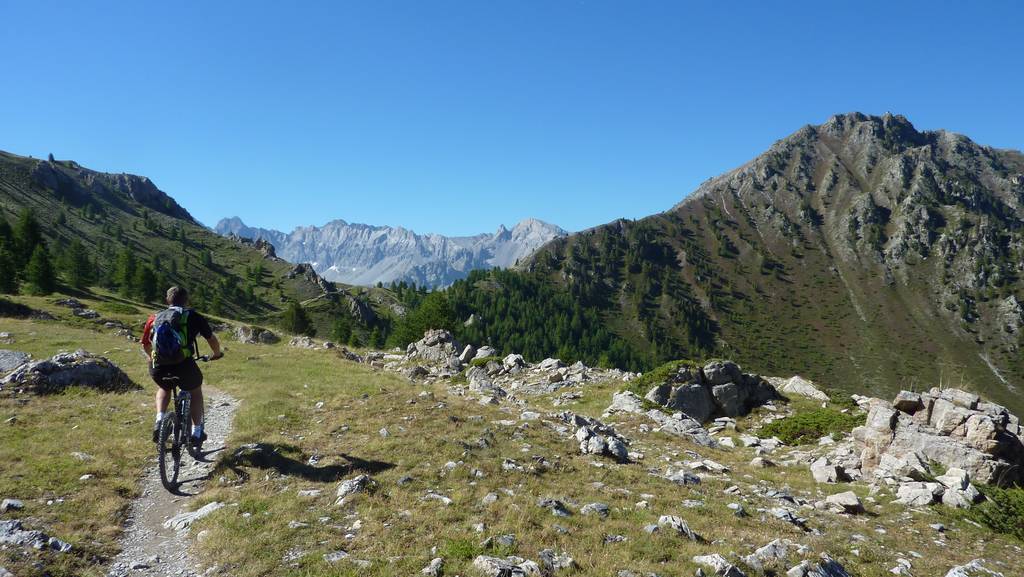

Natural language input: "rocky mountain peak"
[214,216,566,287]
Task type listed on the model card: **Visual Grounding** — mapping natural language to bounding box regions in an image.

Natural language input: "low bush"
[469,356,500,368]
[965,485,1024,541]
[624,358,701,396]
[757,408,864,445]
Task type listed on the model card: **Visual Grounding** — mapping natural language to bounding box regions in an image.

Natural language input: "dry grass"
[1,292,1022,576]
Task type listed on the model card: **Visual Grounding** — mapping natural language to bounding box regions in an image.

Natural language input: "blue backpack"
[150,306,192,366]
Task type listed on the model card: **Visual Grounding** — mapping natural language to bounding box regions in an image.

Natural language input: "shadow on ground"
[214,442,394,483]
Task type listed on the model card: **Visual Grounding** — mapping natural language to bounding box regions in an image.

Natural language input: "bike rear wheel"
[157,413,181,491]
[179,392,199,459]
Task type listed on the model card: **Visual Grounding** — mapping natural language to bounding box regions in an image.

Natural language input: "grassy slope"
[0,151,400,338]
[2,296,1021,577]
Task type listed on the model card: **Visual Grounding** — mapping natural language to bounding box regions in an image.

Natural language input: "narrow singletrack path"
[108,388,238,577]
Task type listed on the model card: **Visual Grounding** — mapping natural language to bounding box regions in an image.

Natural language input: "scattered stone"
[768,375,830,402]
[163,502,224,531]
[770,508,808,531]
[0,499,23,513]
[323,550,349,563]
[538,549,577,574]
[657,515,702,541]
[472,555,540,577]
[693,553,747,577]
[786,554,852,577]
[750,457,775,468]
[421,557,444,576]
[743,539,792,573]
[944,559,1005,577]
[581,502,610,518]
[537,497,571,517]
[335,474,374,505]
[0,519,72,552]
[893,482,943,506]
[288,336,318,349]
[810,457,848,484]
[825,491,865,514]
[605,391,646,415]
[727,503,748,518]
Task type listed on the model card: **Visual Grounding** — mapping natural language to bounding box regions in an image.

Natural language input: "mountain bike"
[157,355,216,492]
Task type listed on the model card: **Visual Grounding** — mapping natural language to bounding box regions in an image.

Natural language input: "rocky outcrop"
[234,325,280,345]
[0,350,30,375]
[560,412,630,462]
[851,388,1024,486]
[0,350,137,395]
[286,263,335,294]
[406,329,462,365]
[643,360,781,423]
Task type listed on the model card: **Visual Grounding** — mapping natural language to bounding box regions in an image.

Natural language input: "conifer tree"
[62,239,93,289]
[13,209,43,270]
[282,301,314,336]
[0,247,17,294]
[25,245,56,295]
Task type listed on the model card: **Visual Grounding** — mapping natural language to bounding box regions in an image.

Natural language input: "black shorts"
[151,358,204,392]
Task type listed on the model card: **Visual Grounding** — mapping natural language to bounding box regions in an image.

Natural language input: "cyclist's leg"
[179,359,205,441]
[155,386,170,415]
[190,385,204,431]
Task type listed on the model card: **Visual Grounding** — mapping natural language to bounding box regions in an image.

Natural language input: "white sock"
[155,411,165,424]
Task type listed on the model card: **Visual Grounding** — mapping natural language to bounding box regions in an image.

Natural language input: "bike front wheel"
[157,413,181,491]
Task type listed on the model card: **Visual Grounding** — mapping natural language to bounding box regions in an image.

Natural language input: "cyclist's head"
[166,286,189,307]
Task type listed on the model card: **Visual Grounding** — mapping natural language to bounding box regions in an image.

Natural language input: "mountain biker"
[142,286,223,449]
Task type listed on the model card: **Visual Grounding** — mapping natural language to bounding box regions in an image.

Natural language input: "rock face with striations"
[851,388,1024,486]
[644,360,781,423]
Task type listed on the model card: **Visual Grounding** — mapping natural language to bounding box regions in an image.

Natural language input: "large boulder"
[0,350,138,395]
[406,329,460,364]
[643,360,781,422]
[667,383,716,422]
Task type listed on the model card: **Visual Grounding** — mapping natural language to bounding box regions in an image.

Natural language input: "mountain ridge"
[446,112,1024,413]
[214,215,567,287]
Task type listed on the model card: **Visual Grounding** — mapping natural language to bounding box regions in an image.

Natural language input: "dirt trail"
[107,388,238,577]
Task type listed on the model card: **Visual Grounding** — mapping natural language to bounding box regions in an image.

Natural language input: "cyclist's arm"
[206,334,223,359]
[193,312,223,360]
[142,315,154,357]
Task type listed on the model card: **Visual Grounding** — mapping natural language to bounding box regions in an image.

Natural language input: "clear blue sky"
[2,1,1021,235]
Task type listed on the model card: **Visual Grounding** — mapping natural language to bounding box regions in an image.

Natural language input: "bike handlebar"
[198,353,223,362]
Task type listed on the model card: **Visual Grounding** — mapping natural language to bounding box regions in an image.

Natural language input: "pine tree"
[132,265,158,302]
[0,247,18,294]
[62,239,93,290]
[332,316,353,343]
[369,327,384,348]
[25,245,56,295]
[115,249,137,296]
[13,209,43,270]
[282,301,314,336]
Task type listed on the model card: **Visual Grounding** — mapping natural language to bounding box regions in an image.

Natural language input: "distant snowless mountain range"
[214,216,567,287]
